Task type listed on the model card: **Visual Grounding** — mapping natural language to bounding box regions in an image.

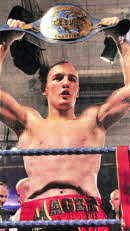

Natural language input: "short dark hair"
[39,61,71,93]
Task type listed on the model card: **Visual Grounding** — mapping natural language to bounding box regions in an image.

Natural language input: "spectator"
[0,182,10,222]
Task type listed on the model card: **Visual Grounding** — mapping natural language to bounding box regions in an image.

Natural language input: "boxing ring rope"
[1,146,126,229]
[0,219,122,228]
[0,146,128,156]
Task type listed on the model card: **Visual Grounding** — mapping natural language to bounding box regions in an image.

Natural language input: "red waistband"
[20,194,105,221]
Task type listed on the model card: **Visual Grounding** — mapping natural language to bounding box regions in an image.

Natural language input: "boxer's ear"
[76,87,80,98]
[42,88,48,96]
[41,82,48,96]
[109,199,114,209]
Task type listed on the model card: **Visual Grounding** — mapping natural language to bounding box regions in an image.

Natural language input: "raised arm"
[0,23,29,135]
[0,89,27,133]
[117,39,130,85]
[98,23,130,129]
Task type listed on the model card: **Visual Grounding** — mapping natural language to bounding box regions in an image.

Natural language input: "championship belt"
[0,4,129,44]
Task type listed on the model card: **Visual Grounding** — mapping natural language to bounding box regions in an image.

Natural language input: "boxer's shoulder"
[21,105,44,125]
[81,104,101,119]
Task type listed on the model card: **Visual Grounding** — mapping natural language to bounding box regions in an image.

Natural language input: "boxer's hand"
[7,18,26,28]
[101,17,119,27]
[2,19,26,48]
[0,19,26,63]
[102,17,120,37]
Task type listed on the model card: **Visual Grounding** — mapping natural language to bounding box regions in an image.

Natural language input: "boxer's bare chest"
[18,113,105,196]
[18,115,105,149]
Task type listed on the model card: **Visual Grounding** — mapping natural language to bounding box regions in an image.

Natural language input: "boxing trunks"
[20,194,109,231]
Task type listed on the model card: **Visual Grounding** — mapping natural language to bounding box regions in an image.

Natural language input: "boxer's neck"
[47,105,76,121]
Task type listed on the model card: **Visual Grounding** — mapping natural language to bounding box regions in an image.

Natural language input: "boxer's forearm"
[117,41,130,85]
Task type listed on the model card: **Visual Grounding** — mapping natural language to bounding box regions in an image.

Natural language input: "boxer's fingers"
[101,17,119,25]
[7,19,26,28]
[103,18,120,38]
[11,20,25,28]
[112,17,120,24]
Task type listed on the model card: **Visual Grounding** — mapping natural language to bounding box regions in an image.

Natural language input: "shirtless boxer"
[0,17,130,227]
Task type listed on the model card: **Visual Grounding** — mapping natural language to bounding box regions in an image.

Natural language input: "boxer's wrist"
[1,41,10,51]
[2,42,8,50]
[112,35,126,46]
[115,30,130,46]
[118,36,126,45]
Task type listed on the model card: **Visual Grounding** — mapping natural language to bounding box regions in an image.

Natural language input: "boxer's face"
[44,62,79,110]
[110,190,120,212]
[0,184,8,207]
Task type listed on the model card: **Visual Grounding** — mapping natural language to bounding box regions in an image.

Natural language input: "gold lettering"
[62,198,75,212]
[49,199,63,216]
